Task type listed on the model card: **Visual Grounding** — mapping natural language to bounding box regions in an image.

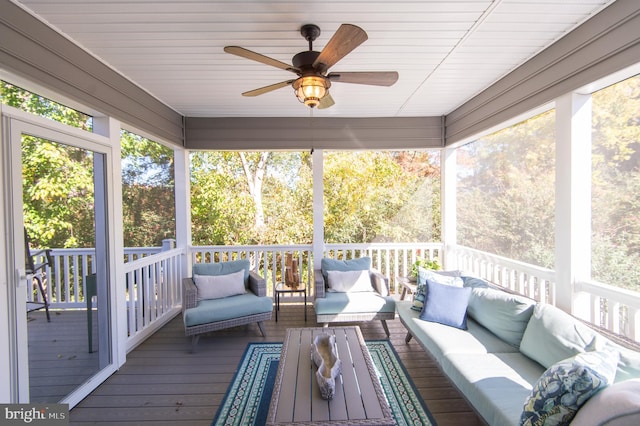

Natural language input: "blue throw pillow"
[411,268,463,312]
[418,280,471,329]
[520,350,619,426]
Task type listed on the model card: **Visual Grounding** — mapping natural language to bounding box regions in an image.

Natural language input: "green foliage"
[591,75,640,289]
[410,258,441,278]
[121,130,176,247]
[457,110,556,268]
[323,151,440,243]
[21,136,95,248]
[2,81,176,248]
[2,81,96,248]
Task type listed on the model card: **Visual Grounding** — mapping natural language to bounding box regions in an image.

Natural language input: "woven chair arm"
[182,278,198,311]
[314,269,326,299]
[248,270,267,297]
[370,270,390,296]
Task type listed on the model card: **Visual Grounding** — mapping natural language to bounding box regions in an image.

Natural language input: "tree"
[591,75,640,289]
[456,110,556,268]
[120,130,176,247]
[1,80,95,248]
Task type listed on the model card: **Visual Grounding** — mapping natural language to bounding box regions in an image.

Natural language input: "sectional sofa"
[396,270,640,426]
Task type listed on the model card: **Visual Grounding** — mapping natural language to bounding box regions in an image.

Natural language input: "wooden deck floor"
[28,309,100,403]
[69,302,484,425]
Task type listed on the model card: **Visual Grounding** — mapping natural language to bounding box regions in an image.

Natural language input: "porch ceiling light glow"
[292,75,330,108]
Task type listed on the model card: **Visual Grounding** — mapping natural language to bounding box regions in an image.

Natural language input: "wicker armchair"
[182,267,272,352]
[314,264,396,337]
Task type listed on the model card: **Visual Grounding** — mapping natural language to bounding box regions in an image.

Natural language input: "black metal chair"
[24,228,53,322]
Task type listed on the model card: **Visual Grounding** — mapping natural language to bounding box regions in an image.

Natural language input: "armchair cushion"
[183,293,273,327]
[315,292,396,316]
[327,270,374,292]
[194,270,246,301]
[193,259,250,286]
[321,256,371,283]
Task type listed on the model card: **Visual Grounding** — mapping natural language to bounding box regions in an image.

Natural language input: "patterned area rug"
[212,340,436,425]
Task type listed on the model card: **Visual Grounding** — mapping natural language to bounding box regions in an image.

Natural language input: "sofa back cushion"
[520,303,599,369]
[467,287,535,348]
[321,256,371,284]
[193,259,250,287]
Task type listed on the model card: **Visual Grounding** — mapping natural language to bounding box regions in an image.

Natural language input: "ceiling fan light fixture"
[293,75,330,108]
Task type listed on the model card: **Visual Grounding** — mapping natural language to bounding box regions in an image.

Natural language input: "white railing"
[452,245,556,304]
[31,242,640,344]
[575,280,640,342]
[125,247,184,351]
[27,246,162,309]
[452,245,640,343]
[324,242,444,292]
[190,242,444,296]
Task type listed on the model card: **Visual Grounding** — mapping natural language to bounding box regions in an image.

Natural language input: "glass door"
[3,113,118,406]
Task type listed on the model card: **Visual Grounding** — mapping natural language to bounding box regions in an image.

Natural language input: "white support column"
[312,149,324,272]
[441,148,457,269]
[173,148,191,277]
[555,93,592,315]
[92,116,127,367]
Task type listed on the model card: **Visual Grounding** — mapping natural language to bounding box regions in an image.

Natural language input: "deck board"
[64,303,484,425]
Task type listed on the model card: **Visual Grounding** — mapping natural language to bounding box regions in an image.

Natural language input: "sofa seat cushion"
[444,352,545,426]
[314,292,395,315]
[396,302,519,365]
[184,293,273,327]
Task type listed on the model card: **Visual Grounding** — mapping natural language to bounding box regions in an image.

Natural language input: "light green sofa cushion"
[467,287,536,348]
[192,259,250,286]
[183,293,272,327]
[314,291,395,315]
[519,303,600,369]
[396,302,518,365]
[444,352,544,426]
[320,256,371,283]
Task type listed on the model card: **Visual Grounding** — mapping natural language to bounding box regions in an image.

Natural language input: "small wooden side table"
[396,276,418,300]
[274,282,307,322]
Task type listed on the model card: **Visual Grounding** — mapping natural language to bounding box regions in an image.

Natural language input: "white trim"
[312,149,324,271]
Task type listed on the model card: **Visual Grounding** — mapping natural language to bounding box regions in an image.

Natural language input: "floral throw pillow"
[520,350,619,426]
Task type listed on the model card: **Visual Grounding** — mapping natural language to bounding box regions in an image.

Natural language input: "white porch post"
[92,116,127,367]
[441,147,457,269]
[174,148,191,277]
[555,93,592,315]
[312,149,324,274]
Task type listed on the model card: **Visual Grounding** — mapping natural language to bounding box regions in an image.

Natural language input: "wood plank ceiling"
[13,0,616,118]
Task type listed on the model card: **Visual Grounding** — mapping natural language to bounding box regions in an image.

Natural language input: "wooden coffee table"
[266,326,395,425]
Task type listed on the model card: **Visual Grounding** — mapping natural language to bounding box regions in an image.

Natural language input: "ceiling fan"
[224,24,399,109]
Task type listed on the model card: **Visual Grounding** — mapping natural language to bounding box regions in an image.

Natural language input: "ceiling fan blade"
[327,71,399,86]
[313,24,368,72]
[224,46,297,73]
[318,92,335,109]
[242,80,294,97]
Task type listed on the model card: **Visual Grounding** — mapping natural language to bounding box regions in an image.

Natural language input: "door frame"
[1,105,125,406]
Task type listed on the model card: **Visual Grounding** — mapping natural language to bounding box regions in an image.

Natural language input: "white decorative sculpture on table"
[312,333,342,399]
